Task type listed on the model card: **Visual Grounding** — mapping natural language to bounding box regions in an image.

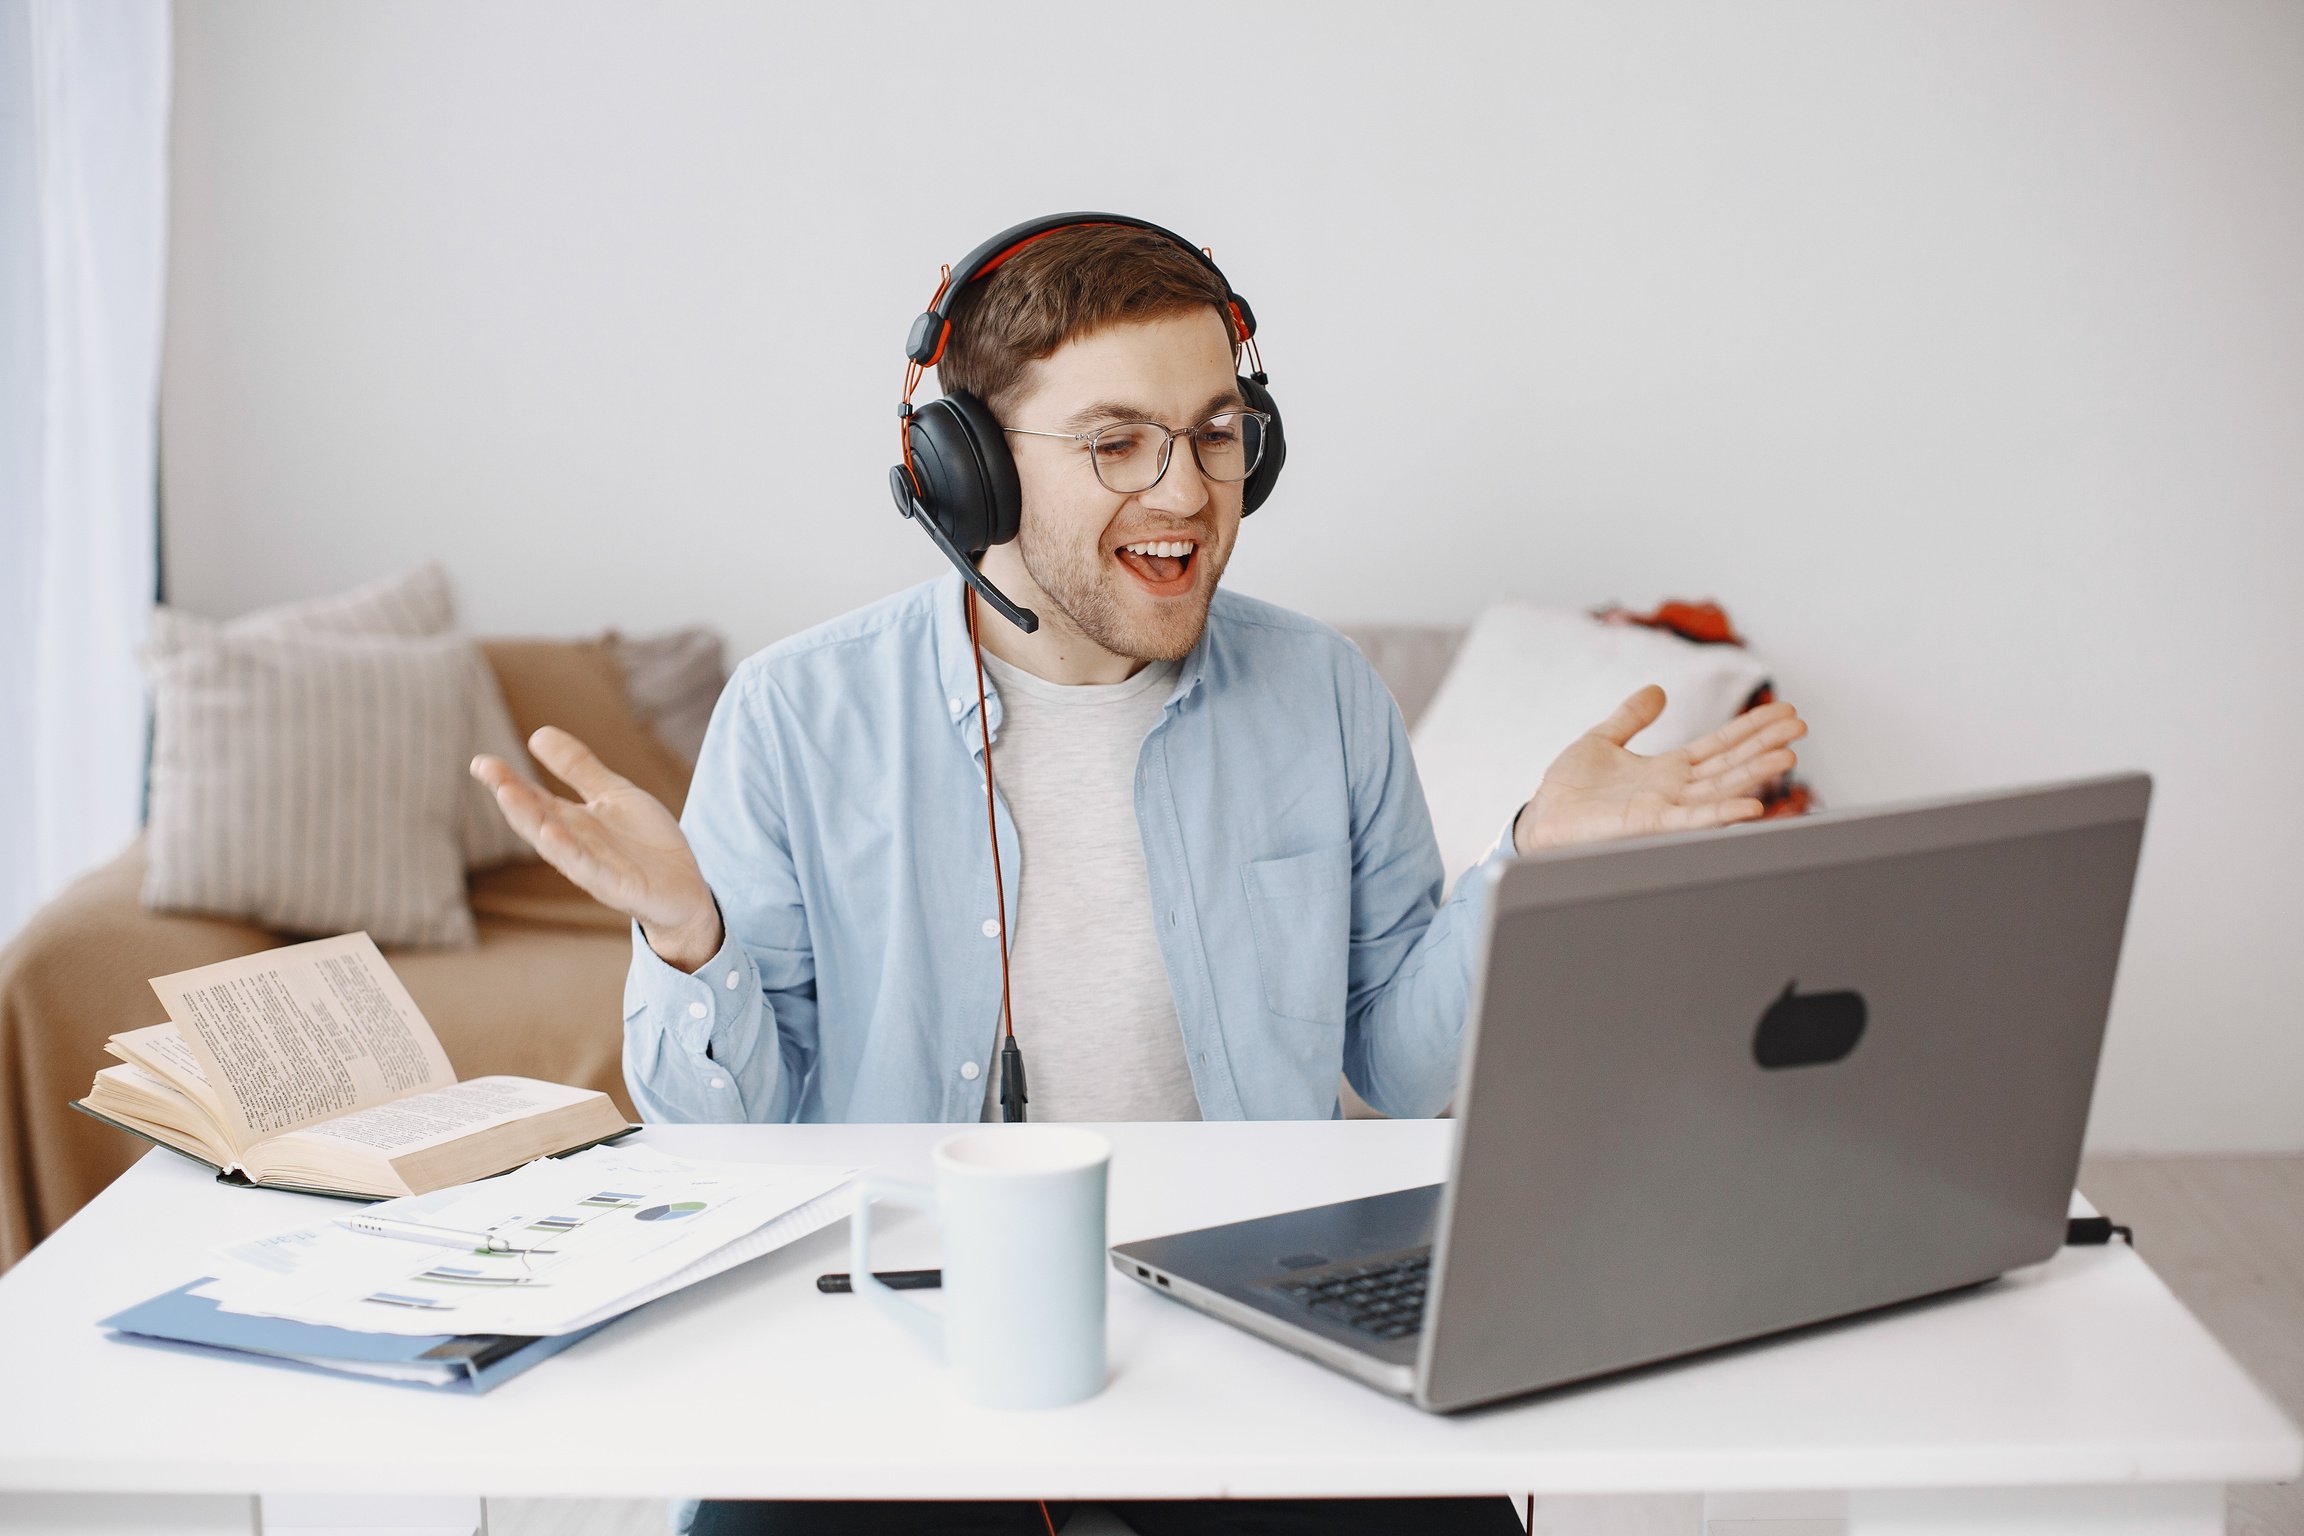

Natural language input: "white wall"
[160,1,2304,1153]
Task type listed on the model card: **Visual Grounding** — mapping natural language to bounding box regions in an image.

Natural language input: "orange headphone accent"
[898,263,953,493]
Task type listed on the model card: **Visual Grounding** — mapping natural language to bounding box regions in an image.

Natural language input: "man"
[474,219,1804,1535]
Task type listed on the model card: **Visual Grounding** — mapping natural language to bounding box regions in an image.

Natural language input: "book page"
[151,934,456,1150]
[271,1076,599,1158]
[104,1060,187,1098]
[106,1022,225,1113]
[84,1060,227,1154]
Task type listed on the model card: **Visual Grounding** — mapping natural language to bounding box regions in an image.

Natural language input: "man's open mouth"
[1114,538,1198,596]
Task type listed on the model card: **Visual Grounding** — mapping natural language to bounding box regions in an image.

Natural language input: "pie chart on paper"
[636,1200,707,1222]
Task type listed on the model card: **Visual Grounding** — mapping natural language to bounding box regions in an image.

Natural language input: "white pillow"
[1409,603,1772,891]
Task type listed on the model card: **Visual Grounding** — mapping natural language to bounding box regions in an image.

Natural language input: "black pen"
[816,1268,942,1293]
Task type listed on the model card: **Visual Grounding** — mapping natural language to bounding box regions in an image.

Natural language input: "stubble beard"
[1015,519,1229,664]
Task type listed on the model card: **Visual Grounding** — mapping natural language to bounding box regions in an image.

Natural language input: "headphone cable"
[967,591,1029,1122]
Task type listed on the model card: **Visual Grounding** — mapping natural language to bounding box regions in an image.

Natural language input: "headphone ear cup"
[948,392,1021,547]
[1237,374,1285,517]
[904,392,1022,555]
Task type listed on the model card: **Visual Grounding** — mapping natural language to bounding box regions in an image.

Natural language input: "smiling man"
[971,313,1247,675]
[473,217,1804,1534]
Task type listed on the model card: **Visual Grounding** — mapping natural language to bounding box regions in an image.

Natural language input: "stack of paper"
[101,1144,859,1389]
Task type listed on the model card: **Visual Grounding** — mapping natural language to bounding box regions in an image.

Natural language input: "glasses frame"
[1003,408,1273,495]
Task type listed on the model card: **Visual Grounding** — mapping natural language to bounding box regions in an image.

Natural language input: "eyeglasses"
[1004,409,1272,495]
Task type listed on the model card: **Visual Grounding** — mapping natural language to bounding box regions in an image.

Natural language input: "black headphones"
[888,212,1287,634]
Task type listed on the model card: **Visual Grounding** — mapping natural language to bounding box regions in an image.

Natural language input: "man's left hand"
[1513,686,1808,856]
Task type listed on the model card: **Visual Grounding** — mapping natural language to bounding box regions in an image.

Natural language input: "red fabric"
[1591,600,1812,818]
[1594,598,1745,648]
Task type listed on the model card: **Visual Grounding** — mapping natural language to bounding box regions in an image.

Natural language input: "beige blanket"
[0,840,637,1271]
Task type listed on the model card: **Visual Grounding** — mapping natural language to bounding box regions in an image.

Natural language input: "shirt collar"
[932,573,999,746]
[1166,611,1214,712]
[930,570,1216,735]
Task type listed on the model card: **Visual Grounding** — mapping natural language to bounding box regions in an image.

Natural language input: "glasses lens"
[1190,411,1264,484]
[1088,422,1171,494]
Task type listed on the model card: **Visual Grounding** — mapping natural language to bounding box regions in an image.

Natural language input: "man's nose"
[1140,435,1211,516]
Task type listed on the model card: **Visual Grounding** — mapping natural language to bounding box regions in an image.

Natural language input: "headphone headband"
[902,211,1257,369]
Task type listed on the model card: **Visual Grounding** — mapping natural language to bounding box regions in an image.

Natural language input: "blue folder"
[101,1280,608,1392]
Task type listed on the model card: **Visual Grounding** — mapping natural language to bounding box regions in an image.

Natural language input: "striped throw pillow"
[157,564,537,870]
[142,628,478,948]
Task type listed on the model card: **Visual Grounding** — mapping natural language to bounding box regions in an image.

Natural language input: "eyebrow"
[1060,388,1246,433]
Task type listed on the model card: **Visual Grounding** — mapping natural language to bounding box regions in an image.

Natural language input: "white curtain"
[0,0,170,946]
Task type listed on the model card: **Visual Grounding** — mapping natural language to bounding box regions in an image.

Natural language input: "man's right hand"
[470,727,724,970]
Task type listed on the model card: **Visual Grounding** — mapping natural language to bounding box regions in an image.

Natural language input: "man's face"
[984,307,1244,664]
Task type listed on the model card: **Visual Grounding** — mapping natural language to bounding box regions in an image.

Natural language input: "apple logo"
[1752,981,1868,1069]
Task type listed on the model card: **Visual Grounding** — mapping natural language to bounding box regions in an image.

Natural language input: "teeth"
[1120,540,1196,559]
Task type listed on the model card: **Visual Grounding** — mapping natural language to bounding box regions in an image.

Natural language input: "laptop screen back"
[1418,775,2149,1411]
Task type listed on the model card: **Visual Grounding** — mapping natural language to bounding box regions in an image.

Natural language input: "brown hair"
[937,223,1236,420]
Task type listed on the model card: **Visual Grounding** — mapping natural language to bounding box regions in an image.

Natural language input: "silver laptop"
[1112,773,2151,1412]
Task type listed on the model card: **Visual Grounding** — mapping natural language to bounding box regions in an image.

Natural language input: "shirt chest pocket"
[1243,841,1353,1027]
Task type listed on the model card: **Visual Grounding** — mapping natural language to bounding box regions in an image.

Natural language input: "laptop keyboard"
[1267,1250,1430,1340]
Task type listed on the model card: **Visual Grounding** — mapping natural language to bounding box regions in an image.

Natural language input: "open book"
[74,933,636,1199]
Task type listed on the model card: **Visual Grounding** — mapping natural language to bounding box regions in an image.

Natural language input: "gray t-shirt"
[976,651,1202,1123]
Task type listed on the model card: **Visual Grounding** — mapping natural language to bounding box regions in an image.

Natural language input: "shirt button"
[981,918,1001,938]
[687,1001,708,1019]
[948,697,964,714]
[708,1076,726,1090]
[724,968,741,990]
[960,1061,981,1080]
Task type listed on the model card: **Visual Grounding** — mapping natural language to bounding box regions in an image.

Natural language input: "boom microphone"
[887,468,1039,635]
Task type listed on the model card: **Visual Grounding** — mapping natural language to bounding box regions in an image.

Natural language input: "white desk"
[0,1122,2295,1536]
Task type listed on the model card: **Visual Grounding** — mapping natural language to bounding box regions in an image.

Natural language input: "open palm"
[1515,685,1807,855]
[470,726,720,960]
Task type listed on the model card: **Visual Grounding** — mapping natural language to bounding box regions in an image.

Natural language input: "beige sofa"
[0,628,757,1271]
[0,623,1466,1272]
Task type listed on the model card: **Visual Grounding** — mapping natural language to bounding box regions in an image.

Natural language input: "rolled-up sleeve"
[621,660,818,1124]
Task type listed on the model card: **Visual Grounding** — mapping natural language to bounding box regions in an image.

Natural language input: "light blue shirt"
[622,573,1502,1125]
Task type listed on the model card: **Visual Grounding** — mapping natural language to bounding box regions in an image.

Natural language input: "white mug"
[850,1125,1111,1409]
